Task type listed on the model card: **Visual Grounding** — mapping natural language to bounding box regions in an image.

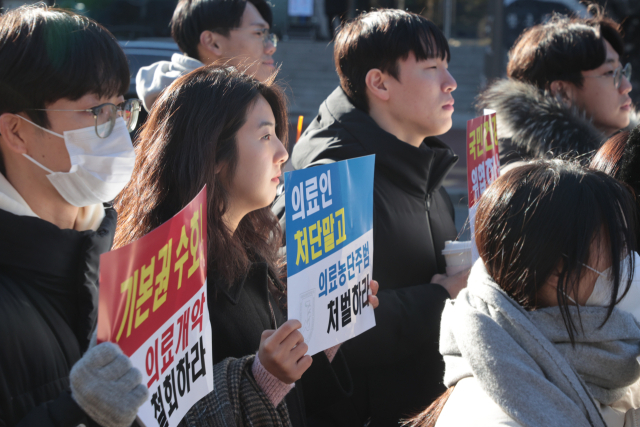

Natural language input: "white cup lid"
[442,240,473,255]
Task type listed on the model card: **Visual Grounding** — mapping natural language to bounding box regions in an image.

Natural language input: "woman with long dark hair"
[408,160,640,427]
[114,65,378,426]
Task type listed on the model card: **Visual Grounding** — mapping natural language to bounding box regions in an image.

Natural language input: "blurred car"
[119,39,181,135]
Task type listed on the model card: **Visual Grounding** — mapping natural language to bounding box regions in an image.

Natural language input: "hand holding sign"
[368,280,379,308]
[70,342,148,427]
[258,319,313,384]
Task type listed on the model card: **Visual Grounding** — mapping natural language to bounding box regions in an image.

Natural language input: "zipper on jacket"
[423,152,440,276]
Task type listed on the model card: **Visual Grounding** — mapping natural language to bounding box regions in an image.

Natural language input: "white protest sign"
[285,156,376,355]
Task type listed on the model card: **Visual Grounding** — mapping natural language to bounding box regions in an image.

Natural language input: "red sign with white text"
[467,113,500,264]
[467,112,500,208]
[98,187,213,427]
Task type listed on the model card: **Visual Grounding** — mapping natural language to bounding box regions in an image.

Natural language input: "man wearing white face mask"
[0,5,148,427]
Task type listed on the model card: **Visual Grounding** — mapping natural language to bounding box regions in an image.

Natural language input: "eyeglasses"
[586,63,632,89]
[27,98,142,139]
[257,28,278,48]
[234,27,278,47]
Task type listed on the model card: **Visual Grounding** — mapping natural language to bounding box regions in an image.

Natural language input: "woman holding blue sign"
[114,65,379,426]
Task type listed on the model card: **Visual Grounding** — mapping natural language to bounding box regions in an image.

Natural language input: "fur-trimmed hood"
[477,79,639,164]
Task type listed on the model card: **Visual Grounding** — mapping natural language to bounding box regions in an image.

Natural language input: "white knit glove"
[70,342,149,427]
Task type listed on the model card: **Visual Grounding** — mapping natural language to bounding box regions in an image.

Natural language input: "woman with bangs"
[408,160,640,427]
[0,4,147,427]
[114,65,379,426]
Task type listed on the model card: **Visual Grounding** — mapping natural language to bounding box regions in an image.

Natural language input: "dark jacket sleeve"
[340,282,450,368]
[14,391,99,427]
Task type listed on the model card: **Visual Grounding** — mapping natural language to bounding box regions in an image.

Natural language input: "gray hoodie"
[136,53,203,111]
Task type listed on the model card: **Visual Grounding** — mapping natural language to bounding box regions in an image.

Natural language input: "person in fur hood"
[477,9,637,167]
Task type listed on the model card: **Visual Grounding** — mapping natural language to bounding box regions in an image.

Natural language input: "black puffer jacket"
[207,262,353,427]
[0,207,116,427]
[272,87,459,426]
[477,78,640,166]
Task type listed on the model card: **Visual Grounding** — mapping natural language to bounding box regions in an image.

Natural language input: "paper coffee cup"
[442,240,473,276]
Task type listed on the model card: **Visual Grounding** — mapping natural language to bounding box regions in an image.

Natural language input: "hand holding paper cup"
[442,240,473,276]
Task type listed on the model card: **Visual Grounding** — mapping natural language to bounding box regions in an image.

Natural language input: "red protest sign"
[98,187,212,427]
[467,112,500,208]
[97,186,207,357]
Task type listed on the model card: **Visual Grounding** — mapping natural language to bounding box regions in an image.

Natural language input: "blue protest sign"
[285,155,375,355]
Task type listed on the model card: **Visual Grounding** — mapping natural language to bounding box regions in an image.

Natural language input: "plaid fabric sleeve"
[178,355,292,427]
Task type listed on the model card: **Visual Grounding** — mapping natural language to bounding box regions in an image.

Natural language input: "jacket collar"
[478,78,640,160]
[320,87,458,199]
[0,207,116,280]
[0,207,117,349]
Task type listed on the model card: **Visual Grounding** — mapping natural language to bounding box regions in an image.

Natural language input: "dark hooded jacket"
[272,87,459,426]
[0,208,116,427]
[477,79,640,166]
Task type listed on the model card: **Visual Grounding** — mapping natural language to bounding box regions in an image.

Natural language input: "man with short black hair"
[273,9,468,426]
[137,0,277,111]
[0,5,147,426]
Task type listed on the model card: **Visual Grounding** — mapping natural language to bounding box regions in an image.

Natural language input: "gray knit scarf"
[440,262,640,427]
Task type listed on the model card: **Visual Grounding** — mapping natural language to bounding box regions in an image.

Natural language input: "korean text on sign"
[467,112,500,208]
[467,111,501,264]
[98,186,213,427]
[285,156,376,355]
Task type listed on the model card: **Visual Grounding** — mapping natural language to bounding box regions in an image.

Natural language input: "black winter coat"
[272,87,459,426]
[0,207,117,427]
[207,262,353,427]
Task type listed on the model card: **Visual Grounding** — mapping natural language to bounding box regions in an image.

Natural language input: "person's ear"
[549,81,575,107]
[0,114,28,155]
[199,30,226,59]
[365,69,390,102]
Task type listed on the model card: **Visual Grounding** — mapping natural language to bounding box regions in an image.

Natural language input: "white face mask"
[18,116,135,207]
[585,252,640,321]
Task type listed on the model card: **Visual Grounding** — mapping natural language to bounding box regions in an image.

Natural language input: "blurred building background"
[2,0,639,237]
[3,0,637,120]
